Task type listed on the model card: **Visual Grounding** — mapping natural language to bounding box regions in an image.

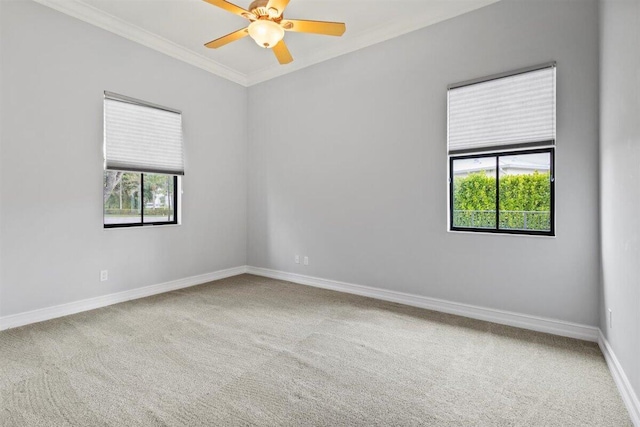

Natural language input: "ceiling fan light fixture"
[248,19,284,48]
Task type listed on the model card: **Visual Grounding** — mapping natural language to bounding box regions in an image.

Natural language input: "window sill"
[447,229,556,239]
[103,223,181,230]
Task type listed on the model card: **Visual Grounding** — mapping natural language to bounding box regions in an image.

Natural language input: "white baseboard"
[1,265,600,341]
[246,266,600,342]
[599,331,640,426]
[0,265,248,331]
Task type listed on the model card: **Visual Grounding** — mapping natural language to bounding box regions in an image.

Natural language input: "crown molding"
[33,0,498,87]
[245,0,499,86]
[32,0,249,86]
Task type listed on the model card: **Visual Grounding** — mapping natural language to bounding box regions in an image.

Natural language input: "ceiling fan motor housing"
[248,0,282,20]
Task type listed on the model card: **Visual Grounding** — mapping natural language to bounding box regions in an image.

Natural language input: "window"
[103,92,184,228]
[447,63,556,236]
[450,148,554,235]
[104,172,177,227]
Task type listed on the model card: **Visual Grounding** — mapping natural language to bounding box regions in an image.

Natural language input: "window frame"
[103,173,179,229]
[448,147,555,237]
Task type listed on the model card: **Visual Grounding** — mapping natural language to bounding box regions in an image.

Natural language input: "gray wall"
[248,0,601,326]
[599,0,640,404]
[0,0,606,332]
[0,0,247,317]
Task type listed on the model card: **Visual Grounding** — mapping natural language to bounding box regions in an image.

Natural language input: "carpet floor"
[0,274,631,426]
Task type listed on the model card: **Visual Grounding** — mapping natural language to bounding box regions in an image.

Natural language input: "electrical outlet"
[294,255,300,264]
[303,256,309,266]
[608,309,612,328]
[100,270,108,282]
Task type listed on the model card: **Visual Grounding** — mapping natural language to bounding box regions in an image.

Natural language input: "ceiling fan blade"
[281,19,346,36]
[266,0,290,16]
[204,27,249,48]
[202,0,254,19]
[272,40,293,64]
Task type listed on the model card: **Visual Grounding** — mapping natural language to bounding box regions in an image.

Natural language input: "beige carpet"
[0,274,631,426]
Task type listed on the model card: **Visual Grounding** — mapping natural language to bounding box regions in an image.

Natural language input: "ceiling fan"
[202,0,346,64]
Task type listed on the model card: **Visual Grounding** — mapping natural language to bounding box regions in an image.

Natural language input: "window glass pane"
[498,152,551,231]
[104,171,141,225]
[452,156,497,229]
[143,173,175,223]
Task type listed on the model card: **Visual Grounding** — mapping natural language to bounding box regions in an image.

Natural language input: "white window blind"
[104,92,184,175]
[448,64,556,154]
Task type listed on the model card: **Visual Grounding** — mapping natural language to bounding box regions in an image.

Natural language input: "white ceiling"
[34,0,499,86]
